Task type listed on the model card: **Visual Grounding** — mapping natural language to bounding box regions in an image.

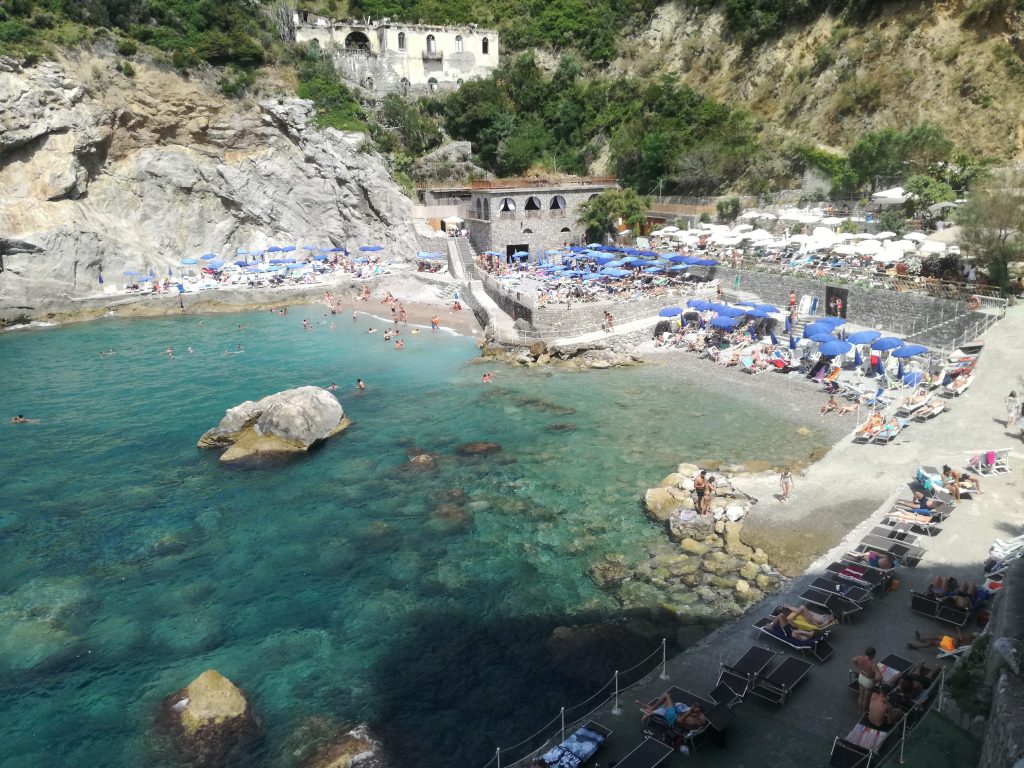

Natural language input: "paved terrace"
[480,305,1024,768]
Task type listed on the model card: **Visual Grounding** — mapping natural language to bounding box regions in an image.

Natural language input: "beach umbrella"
[313,254,327,261]
[741,308,769,317]
[848,330,881,345]
[871,337,904,351]
[668,265,689,272]
[594,256,615,265]
[137,275,151,281]
[668,255,691,264]
[820,339,853,357]
[754,303,779,313]
[208,259,225,269]
[267,245,282,252]
[123,270,139,276]
[803,322,833,338]
[903,371,924,387]
[694,258,718,266]
[891,344,929,358]
[280,245,296,252]
[659,307,683,317]
[809,332,837,343]
[711,316,737,330]
[789,334,798,350]
[359,245,384,252]
[854,348,863,367]
[512,251,529,259]
[324,247,343,253]
[98,272,103,284]
[644,266,665,274]
[200,253,217,260]
[352,257,369,263]
[769,330,779,345]
[567,246,587,253]
[303,245,317,251]
[582,273,603,281]
[818,316,846,327]
[897,359,906,378]
[149,268,156,277]
[687,299,709,310]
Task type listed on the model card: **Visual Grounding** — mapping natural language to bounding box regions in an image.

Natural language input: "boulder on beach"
[160,669,261,767]
[455,441,502,456]
[197,386,349,463]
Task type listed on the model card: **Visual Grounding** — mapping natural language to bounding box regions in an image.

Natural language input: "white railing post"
[496,748,501,768]
[660,638,670,680]
[898,707,908,764]
[612,671,622,715]
[561,707,565,743]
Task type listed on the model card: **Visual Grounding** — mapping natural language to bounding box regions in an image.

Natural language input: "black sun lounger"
[847,653,917,693]
[536,720,612,767]
[613,738,674,768]
[910,591,970,627]
[753,617,835,662]
[827,561,895,595]
[879,514,944,537]
[812,576,872,605]
[853,537,925,567]
[717,645,776,697]
[749,655,813,705]
[869,525,923,545]
[801,586,864,621]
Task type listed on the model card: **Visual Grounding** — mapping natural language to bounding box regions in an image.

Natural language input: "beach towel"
[840,565,867,580]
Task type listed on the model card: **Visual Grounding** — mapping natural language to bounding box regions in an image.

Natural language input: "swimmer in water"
[165,347,174,358]
[352,309,357,320]
[395,339,404,349]
[367,328,378,334]
[187,346,194,353]
[410,328,421,335]
[356,378,366,391]
[327,383,338,391]
[99,348,116,357]
[11,415,31,423]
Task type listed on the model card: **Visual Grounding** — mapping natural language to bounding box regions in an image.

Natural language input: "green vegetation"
[577,188,651,243]
[956,170,1024,296]
[296,48,367,132]
[434,53,759,193]
[716,196,742,222]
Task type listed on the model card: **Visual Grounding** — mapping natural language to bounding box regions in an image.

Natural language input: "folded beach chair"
[748,655,814,705]
[717,645,776,697]
[991,533,1024,558]
[910,591,970,627]
[612,738,673,768]
[967,448,1011,476]
[826,561,894,596]
[753,616,835,662]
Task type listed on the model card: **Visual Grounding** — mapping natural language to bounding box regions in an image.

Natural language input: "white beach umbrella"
[875,231,897,239]
[820,216,845,226]
[855,239,882,255]
[833,244,857,256]
[872,249,902,263]
[903,232,928,242]
[661,226,680,233]
[920,241,946,254]
[734,223,754,232]
[756,212,777,220]
[746,228,773,241]
[838,232,858,241]
[649,229,667,237]
[890,239,916,253]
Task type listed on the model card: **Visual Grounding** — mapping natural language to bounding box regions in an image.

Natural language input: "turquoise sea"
[0,308,830,768]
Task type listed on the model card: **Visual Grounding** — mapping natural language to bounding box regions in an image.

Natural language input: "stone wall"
[466,185,603,255]
[692,265,981,349]
[978,558,1024,768]
[479,275,534,325]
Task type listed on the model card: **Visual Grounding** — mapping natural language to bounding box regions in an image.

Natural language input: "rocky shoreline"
[477,338,645,371]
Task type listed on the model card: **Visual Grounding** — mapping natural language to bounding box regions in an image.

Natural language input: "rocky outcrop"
[0,50,418,318]
[160,670,261,767]
[478,338,643,370]
[455,441,502,456]
[198,387,349,463]
[411,140,486,184]
[303,724,389,768]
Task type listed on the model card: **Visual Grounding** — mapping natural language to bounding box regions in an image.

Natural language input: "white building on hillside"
[293,10,499,96]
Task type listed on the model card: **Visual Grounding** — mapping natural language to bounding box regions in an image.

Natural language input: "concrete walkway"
[503,305,1024,768]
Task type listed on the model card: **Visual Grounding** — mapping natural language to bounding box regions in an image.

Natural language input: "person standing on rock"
[779,467,794,503]
[703,475,716,515]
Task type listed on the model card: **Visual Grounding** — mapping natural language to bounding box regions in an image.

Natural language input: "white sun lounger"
[895,393,932,417]
[942,373,974,398]
[967,448,1012,476]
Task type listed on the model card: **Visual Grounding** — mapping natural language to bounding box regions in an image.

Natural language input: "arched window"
[498,197,516,213]
[455,35,464,53]
[427,77,438,92]
[482,37,489,55]
[475,198,483,219]
[399,77,410,94]
[560,227,572,233]
[344,31,370,50]
[426,34,436,53]
[397,32,406,51]
[524,196,542,210]
[549,195,566,210]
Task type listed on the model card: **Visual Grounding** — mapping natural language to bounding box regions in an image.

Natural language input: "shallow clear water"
[0,308,831,768]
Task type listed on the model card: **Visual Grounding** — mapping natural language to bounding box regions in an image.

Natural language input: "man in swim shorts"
[852,647,880,714]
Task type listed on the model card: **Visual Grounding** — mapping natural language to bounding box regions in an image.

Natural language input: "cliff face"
[609,1,1024,161]
[0,50,417,309]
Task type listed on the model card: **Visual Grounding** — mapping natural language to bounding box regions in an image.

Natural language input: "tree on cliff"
[577,188,651,244]
[955,170,1024,296]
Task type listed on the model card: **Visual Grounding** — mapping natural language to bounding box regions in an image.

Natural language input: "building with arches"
[293,11,499,95]
[421,177,618,259]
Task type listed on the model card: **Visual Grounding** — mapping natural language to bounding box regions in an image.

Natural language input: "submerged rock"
[302,723,389,768]
[455,441,502,456]
[160,669,261,767]
[198,386,349,463]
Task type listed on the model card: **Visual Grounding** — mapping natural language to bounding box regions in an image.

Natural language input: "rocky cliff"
[0,49,417,313]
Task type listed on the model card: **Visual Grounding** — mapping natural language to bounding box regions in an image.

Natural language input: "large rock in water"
[160,670,261,767]
[198,387,349,462]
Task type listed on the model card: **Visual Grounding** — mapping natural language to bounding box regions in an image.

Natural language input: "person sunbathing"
[846,549,895,569]
[940,465,982,498]
[856,411,885,437]
[766,607,828,641]
[821,395,857,415]
[888,506,941,524]
[906,628,976,652]
[777,604,838,632]
[636,692,706,731]
[898,388,929,408]
[946,374,973,394]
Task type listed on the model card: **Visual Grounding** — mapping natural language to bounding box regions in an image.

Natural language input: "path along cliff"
[0,48,417,321]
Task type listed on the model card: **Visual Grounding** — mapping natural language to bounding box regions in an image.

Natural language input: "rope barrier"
[476,639,669,768]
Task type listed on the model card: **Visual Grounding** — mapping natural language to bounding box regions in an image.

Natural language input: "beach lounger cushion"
[539,723,609,767]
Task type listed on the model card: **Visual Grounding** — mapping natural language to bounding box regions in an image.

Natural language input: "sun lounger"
[895,393,931,416]
[879,514,944,537]
[643,687,729,754]
[827,561,894,595]
[855,536,925,567]
[717,645,776,697]
[749,655,814,705]
[910,591,970,627]
[921,466,977,499]
[872,417,908,444]
[941,372,974,397]
[967,448,1011,476]
[801,586,864,621]
[811,576,872,604]
[753,616,835,662]
[829,736,877,768]
[868,525,922,546]
[612,738,673,768]
[913,400,946,421]
[537,721,612,767]
[846,653,915,694]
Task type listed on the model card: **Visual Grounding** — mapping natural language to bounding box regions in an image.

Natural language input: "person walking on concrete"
[1006,391,1020,429]
[779,467,794,503]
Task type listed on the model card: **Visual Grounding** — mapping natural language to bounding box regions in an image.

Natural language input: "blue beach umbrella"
[810,332,837,343]
[749,325,758,340]
[280,245,297,252]
[789,334,798,350]
[818,316,846,327]
[903,371,924,387]
[594,256,615,265]
[755,303,779,313]
[267,245,282,253]
[587,243,602,248]
[313,254,327,261]
[803,322,833,338]
[769,330,779,345]
[181,258,198,265]
[303,245,317,251]
[359,245,384,252]
[137,275,152,281]
[871,337,904,351]
[201,253,217,260]
[237,249,249,255]
[352,257,369,263]
[694,258,718,266]
[659,307,683,317]
[711,316,737,330]
[687,299,709,310]
[167,266,173,276]
[567,246,587,253]
[644,266,665,274]
[208,259,225,269]
[581,273,603,281]
[819,340,853,357]
[742,308,769,318]
[324,247,343,253]
[848,330,881,345]
[854,348,863,367]
[123,270,139,276]
[668,265,689,273]
[891,344,929,358]
[98,272,104,284]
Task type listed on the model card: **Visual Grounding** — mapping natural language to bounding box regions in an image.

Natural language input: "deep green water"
[0,308,830,768]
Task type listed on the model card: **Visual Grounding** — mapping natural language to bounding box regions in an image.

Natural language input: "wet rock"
[739,562,760,581]
[696,586,718,604]
[160,670,261,767]
[734,579,750,593]
[735,586,764,605]
[658,472,685,488]
[455,441,502,456]
[755,573,778,591]
[432,504,470,527]
[589,556,632,588]
[679,538,708,556]
[668,514,712,541]
[302,723,389,768]
[537,353,551,365]
[198,387,349,463]
[590,360,611,369]
[615,580,667,609]
[644,488,685,523]
[713,520,726,534]
[529,341,547,358]
[723,521,754,557]
[667,557,700,576]
[751,548,770,565]
[677,462,700,477]
[403,451,437,470]
[700,559,728,576]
